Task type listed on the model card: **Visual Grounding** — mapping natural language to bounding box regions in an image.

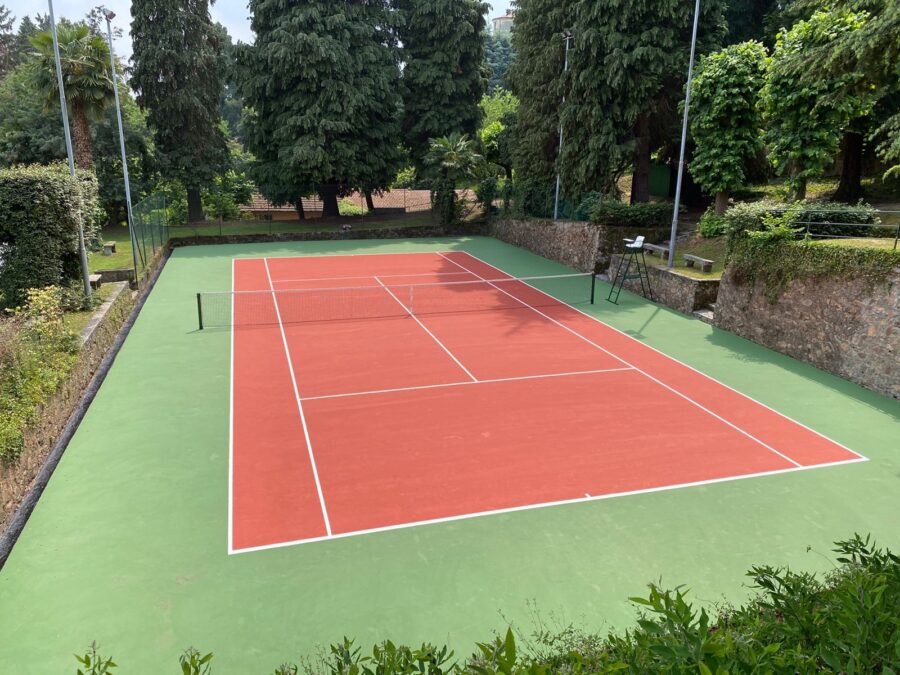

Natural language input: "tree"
[507,0,573,188]
[239,0,403,218]
[724,0,777,45]
[0,5,14,77]
[484,32,515,94]
[424,133,484,224]
[29,24,114,170]
[762,9,875,201]
[131,0,229,222]
[397,0,489,173]
[690,41,768,214]
[562,0,727,201]
[480,90,518,179]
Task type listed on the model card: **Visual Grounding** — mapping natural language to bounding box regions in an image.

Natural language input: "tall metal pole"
[48,0,92,299]
[104,10,141,283]
[553,31,574,221]
[667,0,701,268]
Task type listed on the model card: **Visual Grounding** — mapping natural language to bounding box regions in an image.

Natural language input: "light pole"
[103,9,141,283]
[553,29,574,221]
[48,0,91,300]
[667,0,701,268]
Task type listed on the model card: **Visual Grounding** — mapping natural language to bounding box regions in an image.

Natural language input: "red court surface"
[229,251,866,553]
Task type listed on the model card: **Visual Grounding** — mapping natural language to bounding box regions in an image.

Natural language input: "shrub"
[510,179,554,219]
[0,286,79,461]
[474,176,499,215]
[698,209,727,238]
[723,200,881,247]
[70,535,900,673]
[0,164,100,308]
[574,192,603,222]
[338,198,367,217]
[591,200,674,228]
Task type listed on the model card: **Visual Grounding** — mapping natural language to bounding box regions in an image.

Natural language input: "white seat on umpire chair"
[624,235,646,250]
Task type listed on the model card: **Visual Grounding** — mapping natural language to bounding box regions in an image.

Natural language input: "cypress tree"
[239,0,403,218]
[560,0,726,201]
[131,0,228,222]
[396,0,489,173]
[508,0,574,190]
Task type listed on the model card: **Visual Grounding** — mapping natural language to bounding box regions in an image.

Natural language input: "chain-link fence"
[132,193,169,275]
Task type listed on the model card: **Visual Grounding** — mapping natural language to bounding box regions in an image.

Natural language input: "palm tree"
[30,24,114,170]
[424,133,486,225]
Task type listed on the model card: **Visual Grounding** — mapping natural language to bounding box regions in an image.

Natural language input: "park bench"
[683,254,714,273]
[642,242,670,258]
[102,241,117,256]
[89,274,102,290]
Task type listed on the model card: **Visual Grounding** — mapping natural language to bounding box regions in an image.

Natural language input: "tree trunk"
[294,197,306,220]
[70,101,94,170]
[833,131,864,203]
[630,114,651,204]
[714,191,729,215]
[320,184,340,218]
[187,187,205,223]
[789,166,807,202]
[365,191,375,212]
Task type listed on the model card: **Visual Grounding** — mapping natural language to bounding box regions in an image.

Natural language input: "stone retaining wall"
[715,268,899,399]
[608,255,720,314]
[489,219,600,272]
[0,283,134,529]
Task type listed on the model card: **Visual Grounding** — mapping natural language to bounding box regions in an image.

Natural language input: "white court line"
[262,258,333,537]
[301,367,634,402]
[227,259,235,553]
[229,456,868,555]
[239,250,460,263]
[373,276,478,383]
[272,271,475,285]
[438,252,805,469]
[451,251,868,462]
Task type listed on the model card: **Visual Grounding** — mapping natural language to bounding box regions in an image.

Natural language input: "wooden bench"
[642,242,670,258]
[88,274,102,290]
[683,254,714,273]
[102,241,117,256]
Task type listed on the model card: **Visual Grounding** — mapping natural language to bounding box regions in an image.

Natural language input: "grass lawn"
[168,212,438,238]
[645,235,728,279]
[812,237,899,251]
[88,226,136,273]
[736,176,900,204]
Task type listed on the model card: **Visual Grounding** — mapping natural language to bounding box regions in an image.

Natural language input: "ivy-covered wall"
[715,260,899,399]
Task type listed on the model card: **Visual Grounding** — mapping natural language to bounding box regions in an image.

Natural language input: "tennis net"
[197,272,597,329]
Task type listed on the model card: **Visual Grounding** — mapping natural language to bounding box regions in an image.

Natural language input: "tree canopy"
[484,32,515,94]
[396,0,489,174]
[239,0,403,217]
[131,0,229,222]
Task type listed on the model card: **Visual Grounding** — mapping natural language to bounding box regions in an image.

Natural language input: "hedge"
[591,201,676,228]
[66,535,899,673]
[723,199,882,243]
[0,164,102,308]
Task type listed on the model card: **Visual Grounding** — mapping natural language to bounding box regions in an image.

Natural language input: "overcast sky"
[5,1,499,61]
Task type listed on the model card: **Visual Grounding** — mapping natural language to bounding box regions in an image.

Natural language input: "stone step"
[693,307,715,324]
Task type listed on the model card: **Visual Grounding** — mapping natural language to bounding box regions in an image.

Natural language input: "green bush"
[591,201,674,228]
[0,286,79,461]
[0,164,101,308]
[510,179,555,219]
[70,535,899,673]
[574,192,603,222]
[475,177,499,215]
[338,198,368,217]
[723,200,881,244]
[698,210,728,238]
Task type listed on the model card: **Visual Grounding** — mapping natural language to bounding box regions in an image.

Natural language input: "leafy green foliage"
[397,0,489,173]
[67,536,900,673]
[591,201,674,228]
[698,210,728,238]
[0,286,79,461]
[561,0,727,197]
[74,641,117,675]
[339,199,367,218]
[0,4,16,77]
[723,199,881,244]
[29,23,115,169]
[239,0,403,217]
[690,41,768,206]
[179,648,213,675]
[131,0,229,217]
[425,134,484,225]
[484,32,515,94]
[0,164,100,307]
[762,9,876,201]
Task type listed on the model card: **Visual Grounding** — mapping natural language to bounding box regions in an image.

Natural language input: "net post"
[590,273,596,305]
[196,293,204,330]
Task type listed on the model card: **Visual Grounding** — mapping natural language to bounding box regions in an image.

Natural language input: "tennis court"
[211,251,865,553]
